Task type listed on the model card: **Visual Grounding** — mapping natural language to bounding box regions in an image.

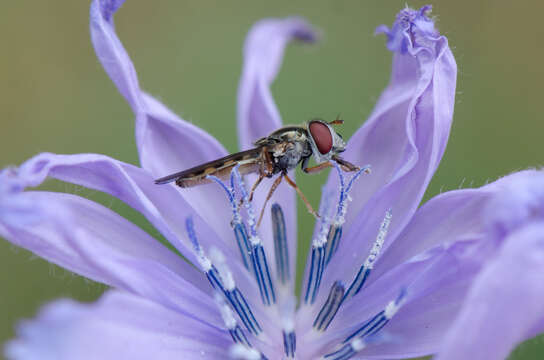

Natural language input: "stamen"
[280,295,297,358]
[323,342,356,360]
[324,333,392,360]
[185,218,261,335]
[332,163,371,228]
[324,225,342,266]
[210,248,262,336]
[303,243,326,305]
[343,209,392,300]
[207,174,251,270]
[232,166,276,306]
[233,222,252,271]
[271,203,290,285]
[313,281,345,331]
[229,344,268,360]
[303,198,331,305]
[316,189,340,267]
[282,331,296,358]
[216,294,251,347]
[185,217,222,290]
[323,290,405,360]
[323,338,367,360]
[324,163,371,265]
[343,288,406,344]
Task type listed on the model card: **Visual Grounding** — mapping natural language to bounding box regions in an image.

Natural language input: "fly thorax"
[274,141,306,171]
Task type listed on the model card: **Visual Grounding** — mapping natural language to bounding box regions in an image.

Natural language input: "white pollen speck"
[210,247,235,291]
[351,338,366,351]
[363,210,392,269]
[249,235,261,246]
[280,295,296,332]
[229,344,261,360]
[384,299,401,319]
[214,293,237,330]
[196,251,212,271]
[220,304,237,329]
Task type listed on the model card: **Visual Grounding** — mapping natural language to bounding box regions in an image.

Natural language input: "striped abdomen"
[154,148,262,188]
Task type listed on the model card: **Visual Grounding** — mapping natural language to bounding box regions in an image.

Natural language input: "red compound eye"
[309,121,333,155]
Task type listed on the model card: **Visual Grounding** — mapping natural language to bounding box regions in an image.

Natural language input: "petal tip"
[485,170,544,240]
[288,17,319,43]
[94,0,125,22]
[376,5,439,54]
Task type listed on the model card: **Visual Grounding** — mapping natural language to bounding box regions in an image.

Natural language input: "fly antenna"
[329,114,344,126]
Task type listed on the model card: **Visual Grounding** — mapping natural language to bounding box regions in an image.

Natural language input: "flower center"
[185,164,405,359]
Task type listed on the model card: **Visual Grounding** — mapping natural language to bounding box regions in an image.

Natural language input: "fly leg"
[248,173,264,203]
[331,155,361,172]
[283,172,320,219]
[302,159,333,174]
[257,175,283,228]
[239,147,271,207]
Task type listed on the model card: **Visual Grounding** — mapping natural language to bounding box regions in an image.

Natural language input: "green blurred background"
[1,1,543,358]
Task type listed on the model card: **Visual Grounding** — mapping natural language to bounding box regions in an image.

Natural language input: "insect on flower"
[155,118,364,225]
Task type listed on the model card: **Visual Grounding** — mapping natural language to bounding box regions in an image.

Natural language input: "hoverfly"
[155,118,361,225]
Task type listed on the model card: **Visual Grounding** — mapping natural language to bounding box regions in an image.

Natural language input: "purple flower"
[437,171,544,360]
[0,2,531,359]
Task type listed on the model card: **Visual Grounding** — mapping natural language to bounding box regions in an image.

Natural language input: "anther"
[323,338,366,360]
[280,295,297,358]
[229,344,268,360]
[233,222,252,271]
[271,203,290,285]
[207,174,251,270]
[324,225,342,266]
[343,209,392,300]
[185,218,261,335]
[323,290,404,360]
[343,288,406,344]
[323,163,371,264]
[216,294,251,347]
[282,331,296,358]
[304,243,326,304]
[232,166,276,306]
[210,248,262,335]
[304,201,331,305]
[313,281,345,331]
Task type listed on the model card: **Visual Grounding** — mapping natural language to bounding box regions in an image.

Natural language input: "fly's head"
[306,119,346,163]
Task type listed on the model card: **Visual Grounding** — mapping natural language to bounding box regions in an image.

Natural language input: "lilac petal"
[437,226,544,359]
[484,170,544,240]
[5,291,230,360]
[90,0,226,165]
[0,190,223,326]
[371,170,541,280]
[237,17,316,149]
[7,153,259,300]
[237,17,316,275]
[90,0,234,238]
[321,239,485,359]
[321,6,457,282]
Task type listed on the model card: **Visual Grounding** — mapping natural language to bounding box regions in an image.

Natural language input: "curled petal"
[437,222,544,360]
[90,0,233,237]
[5,291,230,360]
[237,17,317,149]
[236,17,317,276]
[321,6,457,283]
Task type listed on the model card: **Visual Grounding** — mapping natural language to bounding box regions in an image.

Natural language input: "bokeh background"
[1,1,543,358]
